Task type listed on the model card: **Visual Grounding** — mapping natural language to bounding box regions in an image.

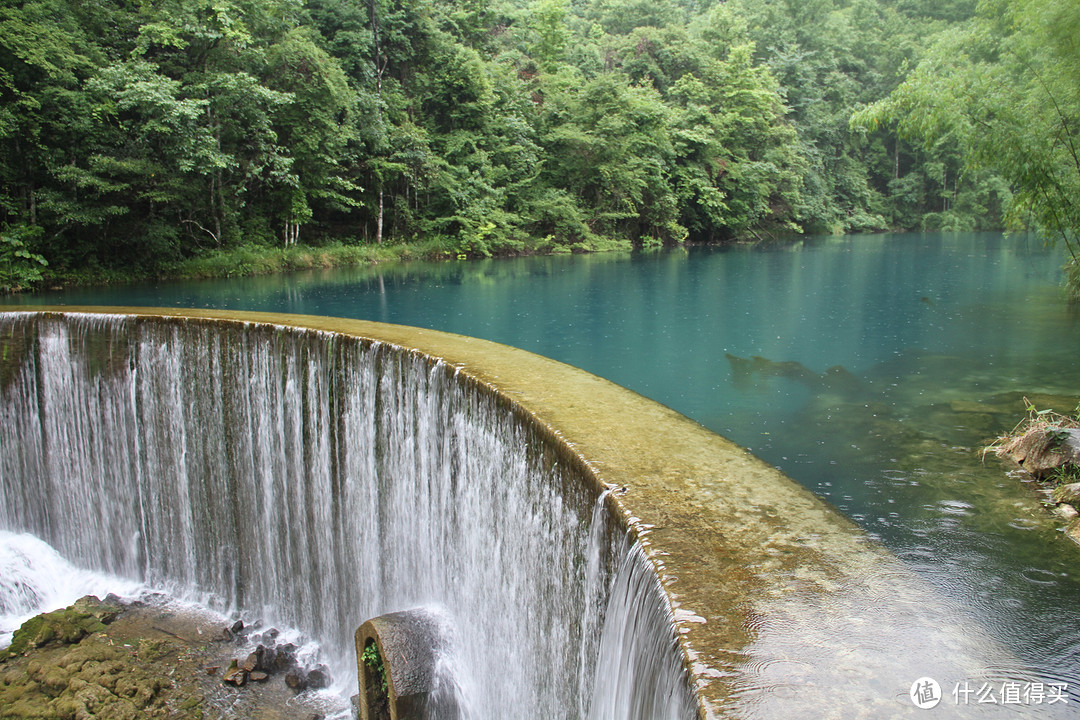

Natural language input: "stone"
[222,659,247,687]
[2,596,122,659]
[73,595,120,625]
[258,644,276,671]
[306,665,330,690]
[1053,482,1080,505]
[249,671,269,682]
[1054,504,1079,520]
[273,643,298,671]
[285,669,308,691]
[245,644,275,672]
[0,596,335,720]
[1067,520,1080,546]
[240,645,274,673]
[241,645,272,673]
[179,696,203,711]
[997,426,1080,480]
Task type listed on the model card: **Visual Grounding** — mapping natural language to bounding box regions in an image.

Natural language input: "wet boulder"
[998,427,1080,480]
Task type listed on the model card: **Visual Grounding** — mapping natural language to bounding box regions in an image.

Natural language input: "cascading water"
[588,530,698,720]
[0,311,696,720]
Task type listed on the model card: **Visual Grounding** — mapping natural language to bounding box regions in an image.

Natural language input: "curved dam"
[0,309,1026,719]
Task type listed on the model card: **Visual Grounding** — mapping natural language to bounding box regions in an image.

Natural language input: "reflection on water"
[9,231,1080,704]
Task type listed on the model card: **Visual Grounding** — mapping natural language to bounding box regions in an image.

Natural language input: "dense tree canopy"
[854,0,1080,298]
[2,0,1059,290]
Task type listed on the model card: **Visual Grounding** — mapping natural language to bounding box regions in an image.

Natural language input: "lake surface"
[9,231,1080,708]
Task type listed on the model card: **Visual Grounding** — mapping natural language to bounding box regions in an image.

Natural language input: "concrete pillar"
[356,608,459,720]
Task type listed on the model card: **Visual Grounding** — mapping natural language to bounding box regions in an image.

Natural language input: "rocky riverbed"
[0,594,350,720]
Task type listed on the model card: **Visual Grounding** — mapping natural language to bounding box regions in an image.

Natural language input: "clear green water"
[9,231,1080,695]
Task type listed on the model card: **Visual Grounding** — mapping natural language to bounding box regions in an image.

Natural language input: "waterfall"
[0,311,696,720]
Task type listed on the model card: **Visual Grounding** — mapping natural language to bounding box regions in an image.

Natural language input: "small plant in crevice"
[362,641,387,693]
[362,640,390,720]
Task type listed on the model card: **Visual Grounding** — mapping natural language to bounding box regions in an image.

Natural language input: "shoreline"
[28,234,644,293]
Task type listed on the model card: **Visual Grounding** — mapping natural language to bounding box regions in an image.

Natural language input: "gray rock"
[306,665,330,690]
[242,646,273,673]
[285,669,308,691]
[274,642,298,671]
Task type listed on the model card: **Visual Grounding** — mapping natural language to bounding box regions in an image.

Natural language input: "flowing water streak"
[0,311,695,720]
[588,530,699,720]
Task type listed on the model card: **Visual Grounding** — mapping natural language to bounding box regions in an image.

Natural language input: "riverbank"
[0,595,348,720]
[36,234,637,291]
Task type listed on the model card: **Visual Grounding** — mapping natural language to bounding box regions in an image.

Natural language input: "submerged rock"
[1053,504,1079,520]
[725,352,865,394]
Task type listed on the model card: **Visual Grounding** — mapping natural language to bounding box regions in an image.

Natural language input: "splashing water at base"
[0,531,144,647]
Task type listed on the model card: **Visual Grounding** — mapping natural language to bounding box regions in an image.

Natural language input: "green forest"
[1,0,1078,294]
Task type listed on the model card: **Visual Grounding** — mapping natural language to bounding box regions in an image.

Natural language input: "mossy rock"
[0,596,333,719]
[70,596,120,626]
[3,596,118,661]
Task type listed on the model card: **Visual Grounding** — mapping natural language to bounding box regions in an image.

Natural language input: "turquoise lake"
[9,231,1080,703]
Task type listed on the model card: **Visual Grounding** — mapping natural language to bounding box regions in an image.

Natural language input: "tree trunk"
[376,186,384,244]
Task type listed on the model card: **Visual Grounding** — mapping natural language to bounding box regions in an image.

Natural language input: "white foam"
[0,531,144,647]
